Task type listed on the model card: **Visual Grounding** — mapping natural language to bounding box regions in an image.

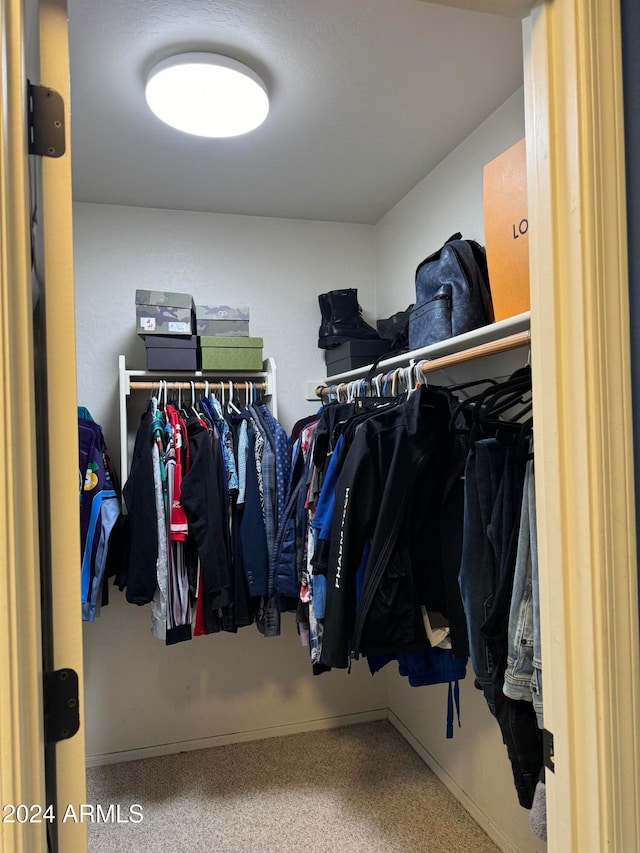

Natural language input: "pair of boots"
[317,289,381,350]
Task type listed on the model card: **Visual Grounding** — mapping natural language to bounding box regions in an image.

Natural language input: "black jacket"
[319,386,469,669]
[181,419,233,630]
[121,407,158,604]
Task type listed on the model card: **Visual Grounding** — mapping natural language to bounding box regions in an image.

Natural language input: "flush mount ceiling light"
[145,53,269,138]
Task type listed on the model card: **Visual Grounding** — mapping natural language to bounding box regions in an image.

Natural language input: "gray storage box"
[136,289,195,335]
[144,334,199,370]
[324,339,390,377]
[195,304,250,337]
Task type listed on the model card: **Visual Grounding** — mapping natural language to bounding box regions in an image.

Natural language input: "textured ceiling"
[67,0,523,224]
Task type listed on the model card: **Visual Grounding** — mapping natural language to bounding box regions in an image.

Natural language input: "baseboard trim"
[85,708,388,768]
[388,710,520,853]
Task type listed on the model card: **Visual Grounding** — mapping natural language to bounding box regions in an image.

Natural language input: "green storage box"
[200,336,264,370]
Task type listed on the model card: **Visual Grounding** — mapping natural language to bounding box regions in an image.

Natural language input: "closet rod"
[315,330,530,398]
[129,380,267,393]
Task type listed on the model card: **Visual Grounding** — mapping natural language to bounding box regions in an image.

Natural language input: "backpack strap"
[415,232,462,277]
[448,239,495,320]
[466,240,491,291]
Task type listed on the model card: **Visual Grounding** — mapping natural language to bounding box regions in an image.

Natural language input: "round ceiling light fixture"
[145,52,269,138]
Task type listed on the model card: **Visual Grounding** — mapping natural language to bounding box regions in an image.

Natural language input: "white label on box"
[168,322,190,333]
[140,317,156,330]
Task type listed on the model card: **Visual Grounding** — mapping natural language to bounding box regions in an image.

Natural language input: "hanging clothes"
[120,387,290,641]
[319,385,470,669]
[280,366,542,757]
[121,405,159,605]
[454,369,542,809]
[271,389,470,735]
[503,441,543,727]
[181,415,234,633]
[149,402,169,640]
[78,409,121,620]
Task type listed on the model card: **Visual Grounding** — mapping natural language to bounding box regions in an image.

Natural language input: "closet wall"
[74,209,387,762]
[374,87,543,853]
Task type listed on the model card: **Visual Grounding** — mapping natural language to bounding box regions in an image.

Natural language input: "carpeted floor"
[86,720,499,852]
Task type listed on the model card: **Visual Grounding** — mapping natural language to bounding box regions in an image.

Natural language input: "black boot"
[318,292,332,347]
[318,288,382,349]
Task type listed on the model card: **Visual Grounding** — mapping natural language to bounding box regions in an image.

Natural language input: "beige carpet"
[86,720,499,853]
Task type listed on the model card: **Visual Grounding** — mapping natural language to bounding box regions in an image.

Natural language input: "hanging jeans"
[459,435,542,809]
[459,437,506,691]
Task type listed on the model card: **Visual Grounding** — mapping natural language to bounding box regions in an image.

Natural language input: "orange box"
[483,138,530,321]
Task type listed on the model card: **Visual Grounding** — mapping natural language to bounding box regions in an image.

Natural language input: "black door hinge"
[43,668,80,743]
[543,728,555,773]
[27,82,65,158]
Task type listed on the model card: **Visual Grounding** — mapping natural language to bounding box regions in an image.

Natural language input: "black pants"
[462,434,542,808]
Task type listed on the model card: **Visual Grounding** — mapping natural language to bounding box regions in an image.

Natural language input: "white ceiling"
[67,0,523,225]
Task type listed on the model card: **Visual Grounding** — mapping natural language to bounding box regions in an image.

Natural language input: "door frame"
[1,0,638,851]
[0,0,48,849]
[0,1,86,851]
[37,1,87,851]
[525,0,640,848]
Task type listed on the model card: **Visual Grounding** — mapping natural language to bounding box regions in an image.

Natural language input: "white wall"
[374,87,546,853]
[74,203,385,762]
[74,203,377,445]
[375,88,526,318]
[83,597,386,763]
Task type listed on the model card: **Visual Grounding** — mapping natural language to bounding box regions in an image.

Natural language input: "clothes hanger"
[393,367,410,398]
[468,370,532,438]
[394,367,410,398]
[227,380,241,415]
[448,369,530,436]
[403,364,416,397]
[413,360,430,389]
[391,369,399,397]
[446,377,498,393]
[475,370,531,419]
[189,380,208,426]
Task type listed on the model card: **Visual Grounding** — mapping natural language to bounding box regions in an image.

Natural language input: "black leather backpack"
[408,232,494,350]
